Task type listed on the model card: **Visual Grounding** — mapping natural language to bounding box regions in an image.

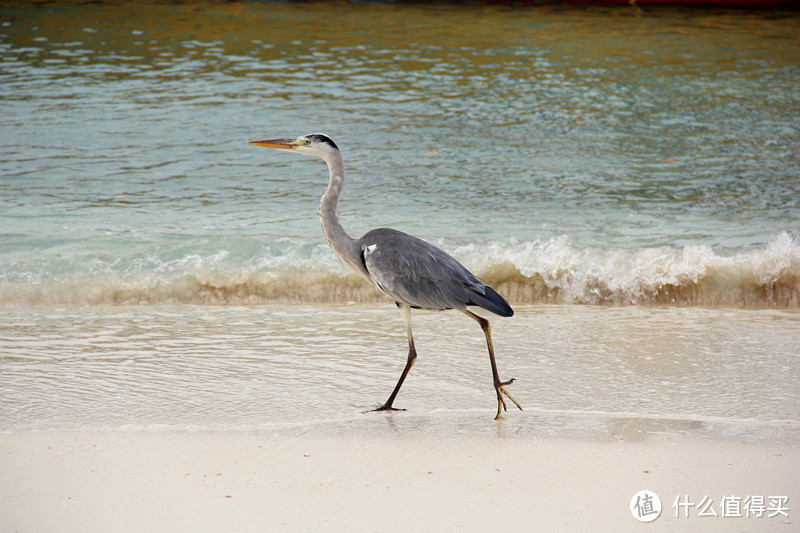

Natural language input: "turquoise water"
[1,3,800,307]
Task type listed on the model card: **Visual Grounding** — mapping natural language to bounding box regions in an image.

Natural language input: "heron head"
[250,133,339,159]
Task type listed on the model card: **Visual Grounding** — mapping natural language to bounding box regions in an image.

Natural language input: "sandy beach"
[2,415,798,532]
[2,304,799,531]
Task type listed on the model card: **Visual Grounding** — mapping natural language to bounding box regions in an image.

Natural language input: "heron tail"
[469,285,514,318]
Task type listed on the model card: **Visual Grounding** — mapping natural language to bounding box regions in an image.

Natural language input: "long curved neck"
[319,151,370,280]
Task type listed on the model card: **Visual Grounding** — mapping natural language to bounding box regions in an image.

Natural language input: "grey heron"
[250,133,522,419]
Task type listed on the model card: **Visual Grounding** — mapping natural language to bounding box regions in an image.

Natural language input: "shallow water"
[1,2,800,308]
[1,304,798,440]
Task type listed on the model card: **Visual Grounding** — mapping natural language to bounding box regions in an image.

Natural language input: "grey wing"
[358,228,513,317]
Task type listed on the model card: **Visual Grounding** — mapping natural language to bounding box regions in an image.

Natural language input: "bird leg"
[464,310,523,420]
[374,304,416,413]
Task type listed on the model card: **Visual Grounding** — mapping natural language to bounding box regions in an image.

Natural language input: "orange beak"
[249,138,298,150]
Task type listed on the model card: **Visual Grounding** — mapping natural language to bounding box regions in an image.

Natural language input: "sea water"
[1,2,799,434]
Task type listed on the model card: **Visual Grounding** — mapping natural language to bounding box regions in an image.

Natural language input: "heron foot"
[494,378,523,420]
[372,404,407,414]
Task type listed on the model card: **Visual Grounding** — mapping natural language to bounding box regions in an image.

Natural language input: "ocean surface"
[1,2,799,434]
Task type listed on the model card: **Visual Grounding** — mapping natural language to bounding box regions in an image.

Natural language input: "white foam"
[454,231,800,306]
[1,233,798,308]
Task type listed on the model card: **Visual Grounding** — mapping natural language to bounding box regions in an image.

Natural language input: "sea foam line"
[0,233,797,309]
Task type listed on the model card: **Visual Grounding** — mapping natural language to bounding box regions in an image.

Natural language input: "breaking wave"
[470,232,800,308]
[1,232,798,309]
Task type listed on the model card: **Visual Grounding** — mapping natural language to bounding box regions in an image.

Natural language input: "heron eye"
[302,138,311,146]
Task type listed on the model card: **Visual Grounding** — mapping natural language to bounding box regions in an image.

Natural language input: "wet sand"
[2,305,799,431]
[1,419,798,532]
[1,304,798,530]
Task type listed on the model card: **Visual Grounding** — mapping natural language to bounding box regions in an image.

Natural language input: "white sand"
[2,305,799,531]
[1,421,797,532]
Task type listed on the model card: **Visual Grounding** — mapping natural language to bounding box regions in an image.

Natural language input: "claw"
[494,379,523,420]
